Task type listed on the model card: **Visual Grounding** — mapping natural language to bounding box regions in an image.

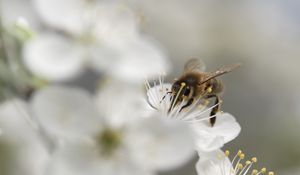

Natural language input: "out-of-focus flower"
[30,84,195,175]
[145,77,241,152]
[0,99,49,175]
[23,0,169,82]
[196,149,274,175]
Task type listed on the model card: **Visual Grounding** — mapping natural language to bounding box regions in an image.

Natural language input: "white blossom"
[145,76,241,152]
[30,84,195,175]
[23,0,170,82]
[196,149,274,175]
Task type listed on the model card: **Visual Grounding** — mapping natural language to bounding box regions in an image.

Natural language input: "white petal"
[92,37,170,83]
[192,113,241,152]
[33,0,87,34]
[92,3,138,44]
[0,99,36,138]
[126,116,195,171]
[0,99,49,175]
[47,142,155,175]
[114,37,170,82]
[146,83,172,110]
[31,86,100,139]
[94,80,149,128]
[23,33,85,81]
[196,149,233,175]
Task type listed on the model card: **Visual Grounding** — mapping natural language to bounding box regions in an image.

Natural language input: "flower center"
[96,128,122,156]
[145,75,219,122]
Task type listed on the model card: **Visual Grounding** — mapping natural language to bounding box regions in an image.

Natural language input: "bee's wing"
[200,63,241,84]
[183,58,206,73]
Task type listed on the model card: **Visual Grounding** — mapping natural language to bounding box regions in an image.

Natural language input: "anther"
[238,163,243,169]
[207,86,213,93]
[268,171,274,175]
[240,153,245,159]
[261,168,267,173]
[245,160,251,165]
[251,157,257,163]
[225,150,230,156]
[237,150,242,156]
[252,169,258,175]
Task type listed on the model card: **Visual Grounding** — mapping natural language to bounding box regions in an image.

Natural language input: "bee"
[169,58,240,126]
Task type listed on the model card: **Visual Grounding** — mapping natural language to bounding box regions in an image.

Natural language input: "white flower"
[0,99,49,175]
[145,76,241,152]
[30,84,195,175]
[24,0,170,82]
[196,149,274,175]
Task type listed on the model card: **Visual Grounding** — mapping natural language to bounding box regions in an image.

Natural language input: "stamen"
[256,168,267,175]
[169,82,186,112]
[220,149,273,175]
[146,76,226,124]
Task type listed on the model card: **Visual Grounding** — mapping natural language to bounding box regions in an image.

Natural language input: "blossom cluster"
[0,0,273,175]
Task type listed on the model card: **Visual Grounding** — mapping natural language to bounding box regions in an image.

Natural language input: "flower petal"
[114,37,170,82]
[0,99,49,175]
[92,2,138,44]
[33,0,87,34]
[47,141,155,175]
[146,83,172,110]
[192,113,241,152]
[94,80,149,128]
[196,149,233,175]
[0,99,35,137]
[91,37,170,83]
[31,86,100,139]
[126,115,195,171]
[23,33,85,81]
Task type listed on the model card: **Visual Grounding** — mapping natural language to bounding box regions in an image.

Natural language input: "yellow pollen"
[251,157,258,162]
[261,168,267,173]
[268,172,274,175]
[225,150,230,156]
[207,86,213,93]
[252,169,258,175]
[181,82,186,87]
[203,100,210,106]
[238,163,243,169]
[246,160,251,165]
[237,150,242,156]
[240,153,245,159]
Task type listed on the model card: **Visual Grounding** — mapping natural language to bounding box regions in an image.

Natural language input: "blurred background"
[1,0,300,174]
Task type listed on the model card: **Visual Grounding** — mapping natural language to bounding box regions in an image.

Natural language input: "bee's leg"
[205,95,221,127]
[179,98,194,112]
